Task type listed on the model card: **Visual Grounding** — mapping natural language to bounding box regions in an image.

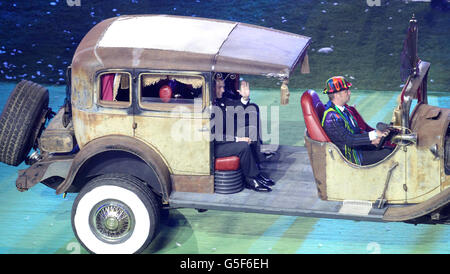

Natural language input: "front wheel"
[71,174,160,254]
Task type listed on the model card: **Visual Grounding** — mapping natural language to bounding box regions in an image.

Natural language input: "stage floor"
[0,82,449,254]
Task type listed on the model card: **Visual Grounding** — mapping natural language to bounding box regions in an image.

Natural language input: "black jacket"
[212,97,252,145]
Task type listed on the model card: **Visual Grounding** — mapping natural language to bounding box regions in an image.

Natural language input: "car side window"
[139,73,203,111]
[98,72,131,106]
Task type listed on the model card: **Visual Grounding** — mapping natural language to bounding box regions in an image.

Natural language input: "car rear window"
[139,73,204,111]
[98,72,131,107]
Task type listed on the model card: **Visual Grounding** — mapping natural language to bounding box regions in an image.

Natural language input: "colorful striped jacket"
[321,101,372,164]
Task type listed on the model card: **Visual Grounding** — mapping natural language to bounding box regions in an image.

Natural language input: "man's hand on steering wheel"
[374,129,390,148]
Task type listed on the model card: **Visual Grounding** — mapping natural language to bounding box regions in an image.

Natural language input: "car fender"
[55,135,171,203]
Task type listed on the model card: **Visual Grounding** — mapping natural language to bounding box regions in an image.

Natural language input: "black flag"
[400,15,418,82]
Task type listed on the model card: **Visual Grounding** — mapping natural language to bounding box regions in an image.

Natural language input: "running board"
[169,191,387,222]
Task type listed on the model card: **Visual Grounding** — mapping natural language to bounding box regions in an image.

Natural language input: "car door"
[72,70,134,147]
[132,71,212,176]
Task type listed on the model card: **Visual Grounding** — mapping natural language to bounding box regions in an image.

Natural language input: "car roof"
[72,14,311,79]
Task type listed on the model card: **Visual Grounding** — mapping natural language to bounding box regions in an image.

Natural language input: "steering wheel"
[375,122,394,149]
[376,134,388,149]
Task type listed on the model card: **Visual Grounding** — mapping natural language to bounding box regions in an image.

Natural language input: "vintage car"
[302,16,449,223]
[0,15,448,254]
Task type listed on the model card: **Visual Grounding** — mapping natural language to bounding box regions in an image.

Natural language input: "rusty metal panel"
[384,187,450,222]
[72,108,134,148]
[304,135,327,200]
[405,145,441,203]
[39,108,75,153]
[16,155,74,192]
[134,113,211,175]
[410,104,449,149]
[171,175,214,193]
[16,163,50,192]
[40,132,74,154]
[323,143,443,204]
[71,18,115,111]
[444,175,450,189]
[410,104,450,192]
[324,144,407,203]
[55,135,172,202]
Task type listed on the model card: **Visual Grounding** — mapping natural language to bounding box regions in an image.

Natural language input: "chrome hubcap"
[105,217,119,230]
[89,199,135,243]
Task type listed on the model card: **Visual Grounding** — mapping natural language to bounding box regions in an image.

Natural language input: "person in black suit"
[212,75,275,192]
[222,73,275,163]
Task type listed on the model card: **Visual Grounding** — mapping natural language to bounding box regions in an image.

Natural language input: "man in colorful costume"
[321,76,393,165]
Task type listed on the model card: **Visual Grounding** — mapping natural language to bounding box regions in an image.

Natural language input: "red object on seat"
[215,156,240,171]
[301,90,331,142]
[159,85,172,103]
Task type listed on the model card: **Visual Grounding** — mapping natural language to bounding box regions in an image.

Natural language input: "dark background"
[0,0,449,91]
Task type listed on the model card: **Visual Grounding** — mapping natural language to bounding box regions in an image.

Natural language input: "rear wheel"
[0,80,49,166]
[71,173,160,254]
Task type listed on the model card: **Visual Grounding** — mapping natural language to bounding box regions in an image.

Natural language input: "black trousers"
[360,146,394,165]
[214,103,263,179]
[214,141,260,179]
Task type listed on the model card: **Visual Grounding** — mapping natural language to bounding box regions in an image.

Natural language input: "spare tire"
[0,80,49,166]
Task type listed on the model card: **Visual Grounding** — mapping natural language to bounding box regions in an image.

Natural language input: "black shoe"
[263,151,276,160]
[257,151,276,163]
[257,173,275,186]
[245,178,272,192]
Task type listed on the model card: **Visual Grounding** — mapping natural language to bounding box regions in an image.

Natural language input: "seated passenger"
[213,76,275,192]
[321,76,393,165]
[221,73,274,162]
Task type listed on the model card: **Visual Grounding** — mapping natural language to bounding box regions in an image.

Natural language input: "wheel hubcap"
[89,199,135,244]
[105,217,119,230]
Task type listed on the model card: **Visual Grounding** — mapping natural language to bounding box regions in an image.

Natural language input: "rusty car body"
[1,15,449,254]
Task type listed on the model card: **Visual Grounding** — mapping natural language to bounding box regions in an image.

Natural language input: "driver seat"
[300,90,330,142]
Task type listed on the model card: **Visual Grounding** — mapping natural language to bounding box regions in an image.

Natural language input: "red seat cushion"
[301,90,330,142]
[215,156,240,171]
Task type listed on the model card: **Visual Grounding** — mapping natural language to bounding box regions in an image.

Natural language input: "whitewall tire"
[71,174,160,254]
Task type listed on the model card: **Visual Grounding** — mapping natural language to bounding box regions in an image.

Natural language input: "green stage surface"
[0,82,448,254]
